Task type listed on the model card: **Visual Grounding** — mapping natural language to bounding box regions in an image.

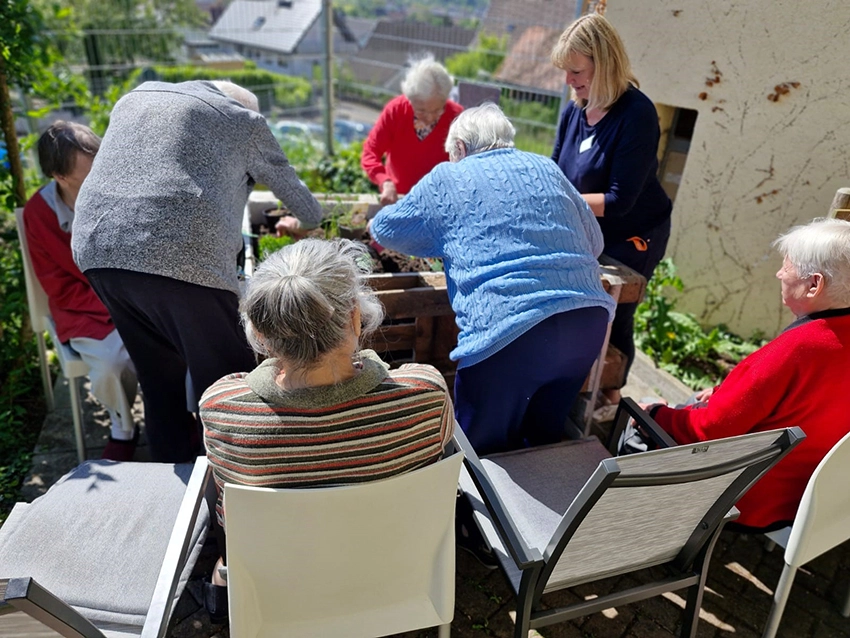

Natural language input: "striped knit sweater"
[200,350,455,525]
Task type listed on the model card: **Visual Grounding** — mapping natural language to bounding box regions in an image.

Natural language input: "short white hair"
[444,102,515,162]
[773,217,850,305]
[212,80,260,113]
[400,54,454,102]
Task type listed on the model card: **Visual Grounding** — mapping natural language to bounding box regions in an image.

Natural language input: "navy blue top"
[552,86,672,244]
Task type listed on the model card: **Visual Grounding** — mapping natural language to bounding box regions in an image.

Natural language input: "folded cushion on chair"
[0,460,208,629]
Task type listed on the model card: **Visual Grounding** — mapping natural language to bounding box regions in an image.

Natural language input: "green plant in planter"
[634,258,765,389]
[258,234,294,261]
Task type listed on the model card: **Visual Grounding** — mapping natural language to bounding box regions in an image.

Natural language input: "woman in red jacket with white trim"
[644,218,850,531]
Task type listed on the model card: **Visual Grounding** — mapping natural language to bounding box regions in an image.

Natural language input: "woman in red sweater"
[644,218,850,532]
[361,54,463,205]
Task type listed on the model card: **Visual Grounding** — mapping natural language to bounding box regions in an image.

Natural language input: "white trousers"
[69,329,138,439]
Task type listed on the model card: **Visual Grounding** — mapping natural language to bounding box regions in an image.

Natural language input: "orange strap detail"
[626,236,649,251]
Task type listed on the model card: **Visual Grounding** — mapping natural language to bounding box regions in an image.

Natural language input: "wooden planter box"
[364,272,459,388]
[365,256,646,393]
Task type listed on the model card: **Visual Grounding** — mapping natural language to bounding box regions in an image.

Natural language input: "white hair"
[773,217,850,305]
[444,102,515,162]
[241,239,384,369]
[212,80,260,113]
[400,54,454,102]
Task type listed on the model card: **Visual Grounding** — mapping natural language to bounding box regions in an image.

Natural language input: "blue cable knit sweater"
[370,148,616,368]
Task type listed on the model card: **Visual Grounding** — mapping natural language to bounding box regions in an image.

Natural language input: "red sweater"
[361,95,463,195]
[653,310,850,529]
[23,188,114,343]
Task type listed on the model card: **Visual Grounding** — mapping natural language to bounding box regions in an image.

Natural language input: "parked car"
[333,119,372,145]
[266,119,323,151]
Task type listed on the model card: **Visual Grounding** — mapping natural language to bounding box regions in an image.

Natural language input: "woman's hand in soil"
[276,216,310,240]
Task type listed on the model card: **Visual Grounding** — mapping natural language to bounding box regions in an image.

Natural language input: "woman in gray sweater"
[73,80,323,462]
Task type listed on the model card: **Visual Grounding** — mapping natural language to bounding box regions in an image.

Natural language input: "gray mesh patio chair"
[0,457,210,638]
[455,398,804,638]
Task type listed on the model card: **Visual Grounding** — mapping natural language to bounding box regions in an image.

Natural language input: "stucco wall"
[607,1,850,337]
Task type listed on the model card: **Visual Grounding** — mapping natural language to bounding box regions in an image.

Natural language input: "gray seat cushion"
[482,438,612,553]
[0,460,208,629]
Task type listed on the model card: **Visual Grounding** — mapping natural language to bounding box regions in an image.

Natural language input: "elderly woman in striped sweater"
[198,238,455,623]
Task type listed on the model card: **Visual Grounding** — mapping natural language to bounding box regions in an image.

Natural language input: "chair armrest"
[452,428,544,571]
[3,577,106,638]
[142,456,211,638]
[607,397,678,455]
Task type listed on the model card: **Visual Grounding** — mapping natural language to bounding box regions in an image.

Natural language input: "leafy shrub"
[634,258,765,389]
[258,233,294,261]
[299,141,377,194]
[0,212,45,522]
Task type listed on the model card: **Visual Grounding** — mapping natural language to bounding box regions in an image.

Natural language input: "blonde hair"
[551,13,638,111]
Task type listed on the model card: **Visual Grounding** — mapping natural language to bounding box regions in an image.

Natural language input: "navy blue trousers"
[86,269,257,463]
[454,306,609,456]
[603,217,671,385]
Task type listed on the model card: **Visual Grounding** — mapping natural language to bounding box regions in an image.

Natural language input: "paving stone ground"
[9,351,850,638]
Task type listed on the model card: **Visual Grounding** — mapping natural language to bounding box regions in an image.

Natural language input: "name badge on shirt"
[579,135,595,153]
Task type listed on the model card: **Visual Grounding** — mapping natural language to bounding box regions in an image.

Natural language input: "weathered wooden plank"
[368,323,417,353]
[414,316,436,362]
[599,254,646,304]
[376,288,454,318]
[581,343,627,392]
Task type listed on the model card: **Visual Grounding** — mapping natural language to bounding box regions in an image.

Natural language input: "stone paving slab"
[7,370,850,638]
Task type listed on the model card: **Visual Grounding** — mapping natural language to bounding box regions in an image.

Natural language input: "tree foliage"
[445,33,507,81]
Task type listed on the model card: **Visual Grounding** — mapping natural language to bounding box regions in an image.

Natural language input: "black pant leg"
[86,269,255,462]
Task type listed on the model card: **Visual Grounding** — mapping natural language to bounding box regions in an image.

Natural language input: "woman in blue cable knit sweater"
[370,103,616,455]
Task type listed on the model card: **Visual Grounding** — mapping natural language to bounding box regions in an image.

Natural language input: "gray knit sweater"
[72,81,323,295]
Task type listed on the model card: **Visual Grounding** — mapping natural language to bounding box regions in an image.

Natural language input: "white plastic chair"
[14,207,88,463]
[223,452,464,638]
[762,429,850,638]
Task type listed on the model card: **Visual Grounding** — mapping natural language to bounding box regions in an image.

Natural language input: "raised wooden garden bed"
[242,192,647,401]
[364,256,646,396]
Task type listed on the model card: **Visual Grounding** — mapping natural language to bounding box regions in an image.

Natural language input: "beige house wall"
[606,1,850,337]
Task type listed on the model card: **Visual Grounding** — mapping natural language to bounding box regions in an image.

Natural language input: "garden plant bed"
[243,192,646,396]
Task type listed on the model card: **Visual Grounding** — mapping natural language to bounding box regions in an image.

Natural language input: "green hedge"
[0,210,44,522]
[143,65,313,112]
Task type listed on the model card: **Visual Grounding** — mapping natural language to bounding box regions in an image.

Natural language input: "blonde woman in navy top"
[551,13,672,404]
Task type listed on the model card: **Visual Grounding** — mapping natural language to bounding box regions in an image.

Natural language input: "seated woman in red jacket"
[360,54,463,205]
[23,121,139,460]
[643,218,850,532]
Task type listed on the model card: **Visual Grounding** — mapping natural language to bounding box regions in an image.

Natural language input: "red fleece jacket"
[23,189,114,343]
[652,311,850,529]
[361,95,463,195]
